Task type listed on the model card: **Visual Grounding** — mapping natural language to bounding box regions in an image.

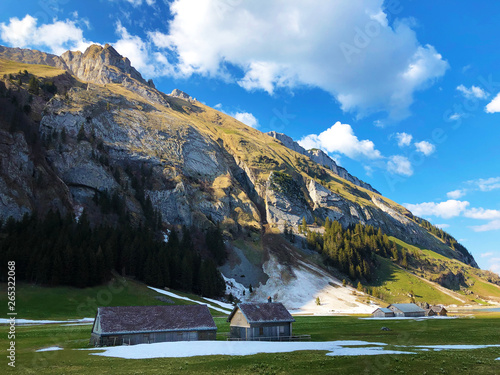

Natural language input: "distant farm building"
[429,305,447,316]
[425,308,436,316]
[372,307,395,318]
[387,303,426,317]
[227,302,295,341]
[90,305,216,346]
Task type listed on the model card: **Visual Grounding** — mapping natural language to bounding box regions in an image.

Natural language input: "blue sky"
[1,0,499,272]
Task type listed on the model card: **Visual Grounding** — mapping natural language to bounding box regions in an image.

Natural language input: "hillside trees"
[0,211,226,297]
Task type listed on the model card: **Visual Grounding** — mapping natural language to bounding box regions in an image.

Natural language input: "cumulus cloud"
[0,15,92,54]
[113,22,156,77]
[486,93,500,113]
[387,155,413,176]
[473,177,500,192]
[471,220,500,232]
[404,200,470,219]
[415,140,436,156]
[456,84,488,99]
[394,132,413,147]
[434,223,450,229]
[151,0,448,119]
[464,208,500,220]
[298,121,382,160]
[232,112,259,128]
[447,189,466,199]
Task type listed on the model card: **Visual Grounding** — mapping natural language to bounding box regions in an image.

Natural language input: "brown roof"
[96,305,216,334]
[228,303,295,324]
[430,306,447,313]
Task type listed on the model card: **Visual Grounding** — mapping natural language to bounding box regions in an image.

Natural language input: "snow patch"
[36,346,63,352]
[222,273,248,301]
[414,344,500,351]
[360,316,458,321]
[248,254,373,315]
[202,297,234,311]
[147,286,232,314]
[74,205,84,222]
[86,340,413,359]
[162,229,171,243]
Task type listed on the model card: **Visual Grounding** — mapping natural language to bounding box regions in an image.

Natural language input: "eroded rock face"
[267,131,380,194]
[265,172,313,226]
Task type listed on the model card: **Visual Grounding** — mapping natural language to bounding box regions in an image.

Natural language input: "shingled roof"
[227,303,295,324]
[95,305,216,335]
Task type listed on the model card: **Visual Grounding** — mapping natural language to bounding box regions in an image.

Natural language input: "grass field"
[0,279,229,320]
[1,280,499,374]
[1,315,499,374]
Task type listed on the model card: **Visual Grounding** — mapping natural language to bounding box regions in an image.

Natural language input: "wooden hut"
[90,305,216,346]
[430,305,448,316]
[227,302,295,341]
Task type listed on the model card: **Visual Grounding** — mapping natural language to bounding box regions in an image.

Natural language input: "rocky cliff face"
[267,131,380,194]
[0,44,477,268]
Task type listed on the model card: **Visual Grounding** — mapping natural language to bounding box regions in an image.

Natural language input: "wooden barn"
[90,305,217,346]
[430,305,448,316]
[227,302,295,341]
[372,307,395,318]
[387,303,426,317]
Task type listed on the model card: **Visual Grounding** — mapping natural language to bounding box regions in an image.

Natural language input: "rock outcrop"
[267,131,380,194]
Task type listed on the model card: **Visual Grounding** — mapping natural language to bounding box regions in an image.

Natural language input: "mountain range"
[1,44,499,311]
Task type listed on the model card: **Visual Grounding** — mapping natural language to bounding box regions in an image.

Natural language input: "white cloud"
[447,189,466,199]
[481,252,494,258]
[486,93,500,113]
[471,220,500,232]
[474,177,500,192]
[404,200,470,219]
[114,0,155,6]
[456,84,488,100]
[0,15,92,54]
[464,208,500,220]
[0,14,37,48]
[434,223,450,229]
[415,140,435,156]
[387,155,413,176]
[154,0,448,119]
[298,121,382,160]
[394,132,413,147]
[113,22,174,78]
[232,112,259,128]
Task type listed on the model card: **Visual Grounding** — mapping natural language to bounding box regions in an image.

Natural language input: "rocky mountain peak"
[170,88,193,101]
[60,44,149,86]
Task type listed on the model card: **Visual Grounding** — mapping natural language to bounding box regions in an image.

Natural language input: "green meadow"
[1,280,499,374]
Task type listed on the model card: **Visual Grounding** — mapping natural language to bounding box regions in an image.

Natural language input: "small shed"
[227,302,295,341]
[90,305,217,346]
[430,305,448,316]
[387,303,425,317]
[425,308,436,316]
[372,307,395,318]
